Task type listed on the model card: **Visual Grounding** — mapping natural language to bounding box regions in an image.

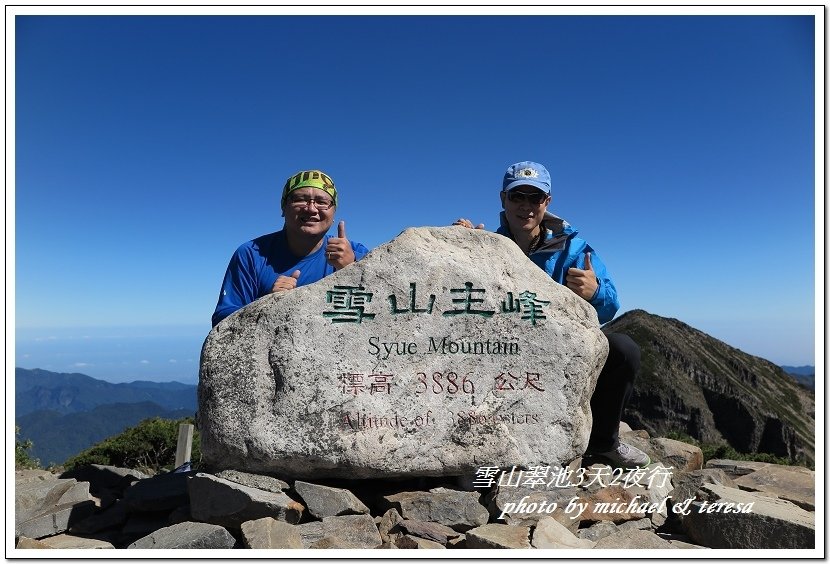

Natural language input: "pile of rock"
[14,425,816,551]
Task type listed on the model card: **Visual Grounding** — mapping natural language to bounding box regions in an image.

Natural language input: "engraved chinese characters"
[198,227,608,479]
[324,282,550,324]
[337,282,546,403]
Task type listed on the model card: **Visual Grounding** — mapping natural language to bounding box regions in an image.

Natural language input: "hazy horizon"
[14,308,816,384]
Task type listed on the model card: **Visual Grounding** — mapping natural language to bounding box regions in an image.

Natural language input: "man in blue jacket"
[212,169,369,327]
[455,160,648,469]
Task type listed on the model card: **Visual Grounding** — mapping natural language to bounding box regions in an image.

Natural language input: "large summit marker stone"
[198,227,608,479]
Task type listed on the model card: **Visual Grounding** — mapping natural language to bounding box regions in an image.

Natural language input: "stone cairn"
[14,228,816,551]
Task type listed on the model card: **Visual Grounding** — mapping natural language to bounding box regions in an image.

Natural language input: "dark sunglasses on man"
[506,190,548,205]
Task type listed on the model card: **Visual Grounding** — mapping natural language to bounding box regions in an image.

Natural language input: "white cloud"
[168,359,177,364]
[139,360,150,364]
[73,362,92,367]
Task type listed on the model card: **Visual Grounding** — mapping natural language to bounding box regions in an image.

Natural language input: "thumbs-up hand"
[272,270,301,293]
[326,220,356,270]
[566,252,599,301]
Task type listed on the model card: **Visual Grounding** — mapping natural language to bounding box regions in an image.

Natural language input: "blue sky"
[11,9,821,383]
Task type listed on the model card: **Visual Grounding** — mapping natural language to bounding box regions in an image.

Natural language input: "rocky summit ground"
[13,424,816,552]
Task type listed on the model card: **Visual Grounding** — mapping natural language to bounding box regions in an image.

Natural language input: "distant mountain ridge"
[15,368,197,416]
[17,402,193,466]
[605,310,815,465]
[780,365,815,391]
[15,368,198,465]
[780,365,815,376]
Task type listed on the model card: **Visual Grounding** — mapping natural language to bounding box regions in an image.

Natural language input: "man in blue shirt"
[212,169,369,327]
[454,160,649,469]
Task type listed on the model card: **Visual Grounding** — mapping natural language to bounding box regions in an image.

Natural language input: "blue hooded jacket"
[496,211,620,324]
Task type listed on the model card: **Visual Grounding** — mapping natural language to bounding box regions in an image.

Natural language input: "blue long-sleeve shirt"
[212,229,369,327]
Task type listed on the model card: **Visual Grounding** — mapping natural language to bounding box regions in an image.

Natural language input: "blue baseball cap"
[502,161,551,194]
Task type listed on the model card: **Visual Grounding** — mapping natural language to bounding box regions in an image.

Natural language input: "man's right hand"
[271,270,301,293]
[453,218,484,229]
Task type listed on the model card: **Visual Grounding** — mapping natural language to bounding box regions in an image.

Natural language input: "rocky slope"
[604,310,815,465]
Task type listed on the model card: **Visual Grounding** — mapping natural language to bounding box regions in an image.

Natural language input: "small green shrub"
[15,426,40,470]
[664,430,698,445]
[664,430,801,467]
[700,443,792,466]
[63,417,201,473]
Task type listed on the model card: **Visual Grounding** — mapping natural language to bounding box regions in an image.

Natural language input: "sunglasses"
[506,190,548,205]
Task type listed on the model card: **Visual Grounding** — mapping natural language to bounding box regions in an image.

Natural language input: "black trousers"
[586,332,641,452]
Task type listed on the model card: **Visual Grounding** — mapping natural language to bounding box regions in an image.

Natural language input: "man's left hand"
[326,220,356,270]
[453,217,485,229]
[566,252,599,301]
